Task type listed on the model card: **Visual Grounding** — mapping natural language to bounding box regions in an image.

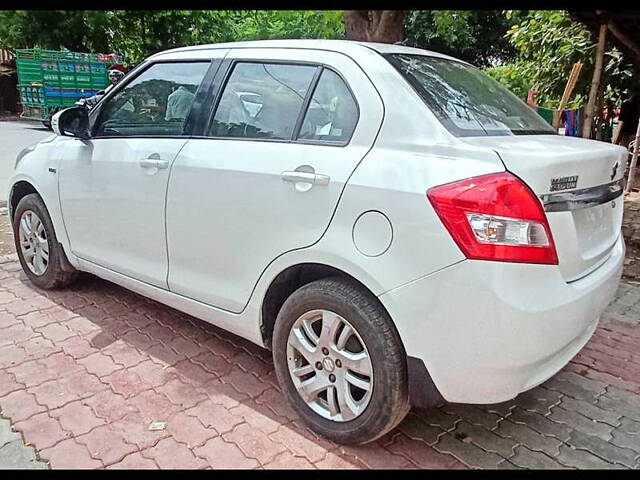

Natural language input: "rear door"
[166,48,384,313]
[462,135,628,281]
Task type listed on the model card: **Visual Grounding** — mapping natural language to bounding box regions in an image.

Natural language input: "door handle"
[281,171,330,186]
[139,158,169,169]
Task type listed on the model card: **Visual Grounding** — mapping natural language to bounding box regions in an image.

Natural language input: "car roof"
[150,39,469,65]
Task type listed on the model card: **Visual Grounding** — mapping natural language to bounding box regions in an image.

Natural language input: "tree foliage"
[404,10,525,68]
[499,10,636,109]
[0,10,345,65]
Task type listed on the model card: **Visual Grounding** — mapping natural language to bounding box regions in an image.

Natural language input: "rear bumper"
[380,234,624,404]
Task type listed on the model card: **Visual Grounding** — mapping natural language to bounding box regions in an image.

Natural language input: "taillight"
[427,172,558,265]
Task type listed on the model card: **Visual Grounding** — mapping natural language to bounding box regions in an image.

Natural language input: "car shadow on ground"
[6,265,478,468]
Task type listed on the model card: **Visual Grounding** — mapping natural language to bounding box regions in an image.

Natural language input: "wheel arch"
[9,180,41,221]
[260,262,395,350]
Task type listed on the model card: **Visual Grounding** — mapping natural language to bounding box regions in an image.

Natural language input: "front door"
[166,49,384,312]
[58,60,213,288]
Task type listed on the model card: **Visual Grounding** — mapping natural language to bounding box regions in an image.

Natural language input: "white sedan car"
[8,40,626,444]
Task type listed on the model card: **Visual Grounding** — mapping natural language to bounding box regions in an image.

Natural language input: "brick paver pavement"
[0,253,639,469]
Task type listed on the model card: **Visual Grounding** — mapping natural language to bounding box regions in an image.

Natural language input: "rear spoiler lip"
[540,178,625,212]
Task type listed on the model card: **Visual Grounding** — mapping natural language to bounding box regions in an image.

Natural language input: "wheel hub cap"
[286,309,373,422]
[18,210,49,276]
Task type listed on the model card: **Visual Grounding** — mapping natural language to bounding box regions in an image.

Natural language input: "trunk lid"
[461,135,627,281]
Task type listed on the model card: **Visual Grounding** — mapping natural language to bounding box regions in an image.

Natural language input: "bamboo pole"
[553,62,583,129]
[625,119,640,194]
[583,23,607,138]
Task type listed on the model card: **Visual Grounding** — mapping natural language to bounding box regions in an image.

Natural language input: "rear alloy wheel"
[287,309,374,422]
[272,277,410,445]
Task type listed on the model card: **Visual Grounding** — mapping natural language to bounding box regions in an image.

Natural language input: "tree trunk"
[583,23,607,139]
[344,11,405,44]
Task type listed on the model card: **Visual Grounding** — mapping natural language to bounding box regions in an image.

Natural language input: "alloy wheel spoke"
[291,363,315,378]
[335,381,359,421]
[340,351,372,377]
[300,317,320,346]
[289,327,317,358]
[344,371,371,392]
[319,311,342,347]
[326,385,339,417]
[298,375,330,403]
[336,323,354,350]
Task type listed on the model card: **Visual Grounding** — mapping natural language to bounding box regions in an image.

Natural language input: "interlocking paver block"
[433,432,504,469]
[441,405,503,429]
[141,437,207,469]
[0,389,46,422]
[560,396,621,427]
[156,378,207,409]
[194,436,260,469]
[39,438,103,469]
[451,421,518,457]
[13,412,70,450]
[223,422,288,465]
[508,407,572,441]
[221,368,271,398]
[264,451,315,469]
[568,429,639,468]
[229,399,289,435]
[102,369,149,399]
[556,444,622,469]
[268,422,336,464]
[76,424,138,466]
[397,414,446,446]
[386,432,465,469]
[493,418,562,458]
[513,387,563,415]
[548,406,615,440]
[110,411,170,450]
[509,445,569,469]
[185,402,243,435]
[106,451,159,469]
[50,401,106,436]
[165,411,218,448]
[339,441,414,470]
[129,389,181,424]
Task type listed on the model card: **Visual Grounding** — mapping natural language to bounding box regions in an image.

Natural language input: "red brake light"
[427,172,558,265]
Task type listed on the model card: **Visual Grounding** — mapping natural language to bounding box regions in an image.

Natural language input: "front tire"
[272,277,410,445]
[13,193,79,289]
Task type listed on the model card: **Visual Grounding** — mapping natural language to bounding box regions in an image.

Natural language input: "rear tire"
[272,276,410,445]
[13,193,79,289]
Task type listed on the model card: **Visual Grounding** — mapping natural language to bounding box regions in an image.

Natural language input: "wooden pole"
[625,119,640,194]
[553,62,582,129]
[583,23,607,139]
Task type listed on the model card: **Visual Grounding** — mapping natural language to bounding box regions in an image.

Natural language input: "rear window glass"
[387,54,556,137]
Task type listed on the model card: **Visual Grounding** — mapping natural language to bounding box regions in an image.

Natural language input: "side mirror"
[51,107,90,140]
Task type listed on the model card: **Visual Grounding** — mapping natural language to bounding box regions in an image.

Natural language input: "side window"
[210,62,317,140]
[94,62,210,137]
[297,69,358,143]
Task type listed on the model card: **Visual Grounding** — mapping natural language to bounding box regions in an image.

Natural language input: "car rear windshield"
[387,54,556,137]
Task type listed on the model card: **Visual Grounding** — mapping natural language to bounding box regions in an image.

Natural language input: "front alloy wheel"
[18,210,49,276]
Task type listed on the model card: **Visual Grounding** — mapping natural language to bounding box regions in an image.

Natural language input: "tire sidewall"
[272,278,408,444]
[13,194,61,288]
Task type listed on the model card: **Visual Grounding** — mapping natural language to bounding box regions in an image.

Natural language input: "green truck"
[16,48,124,127]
